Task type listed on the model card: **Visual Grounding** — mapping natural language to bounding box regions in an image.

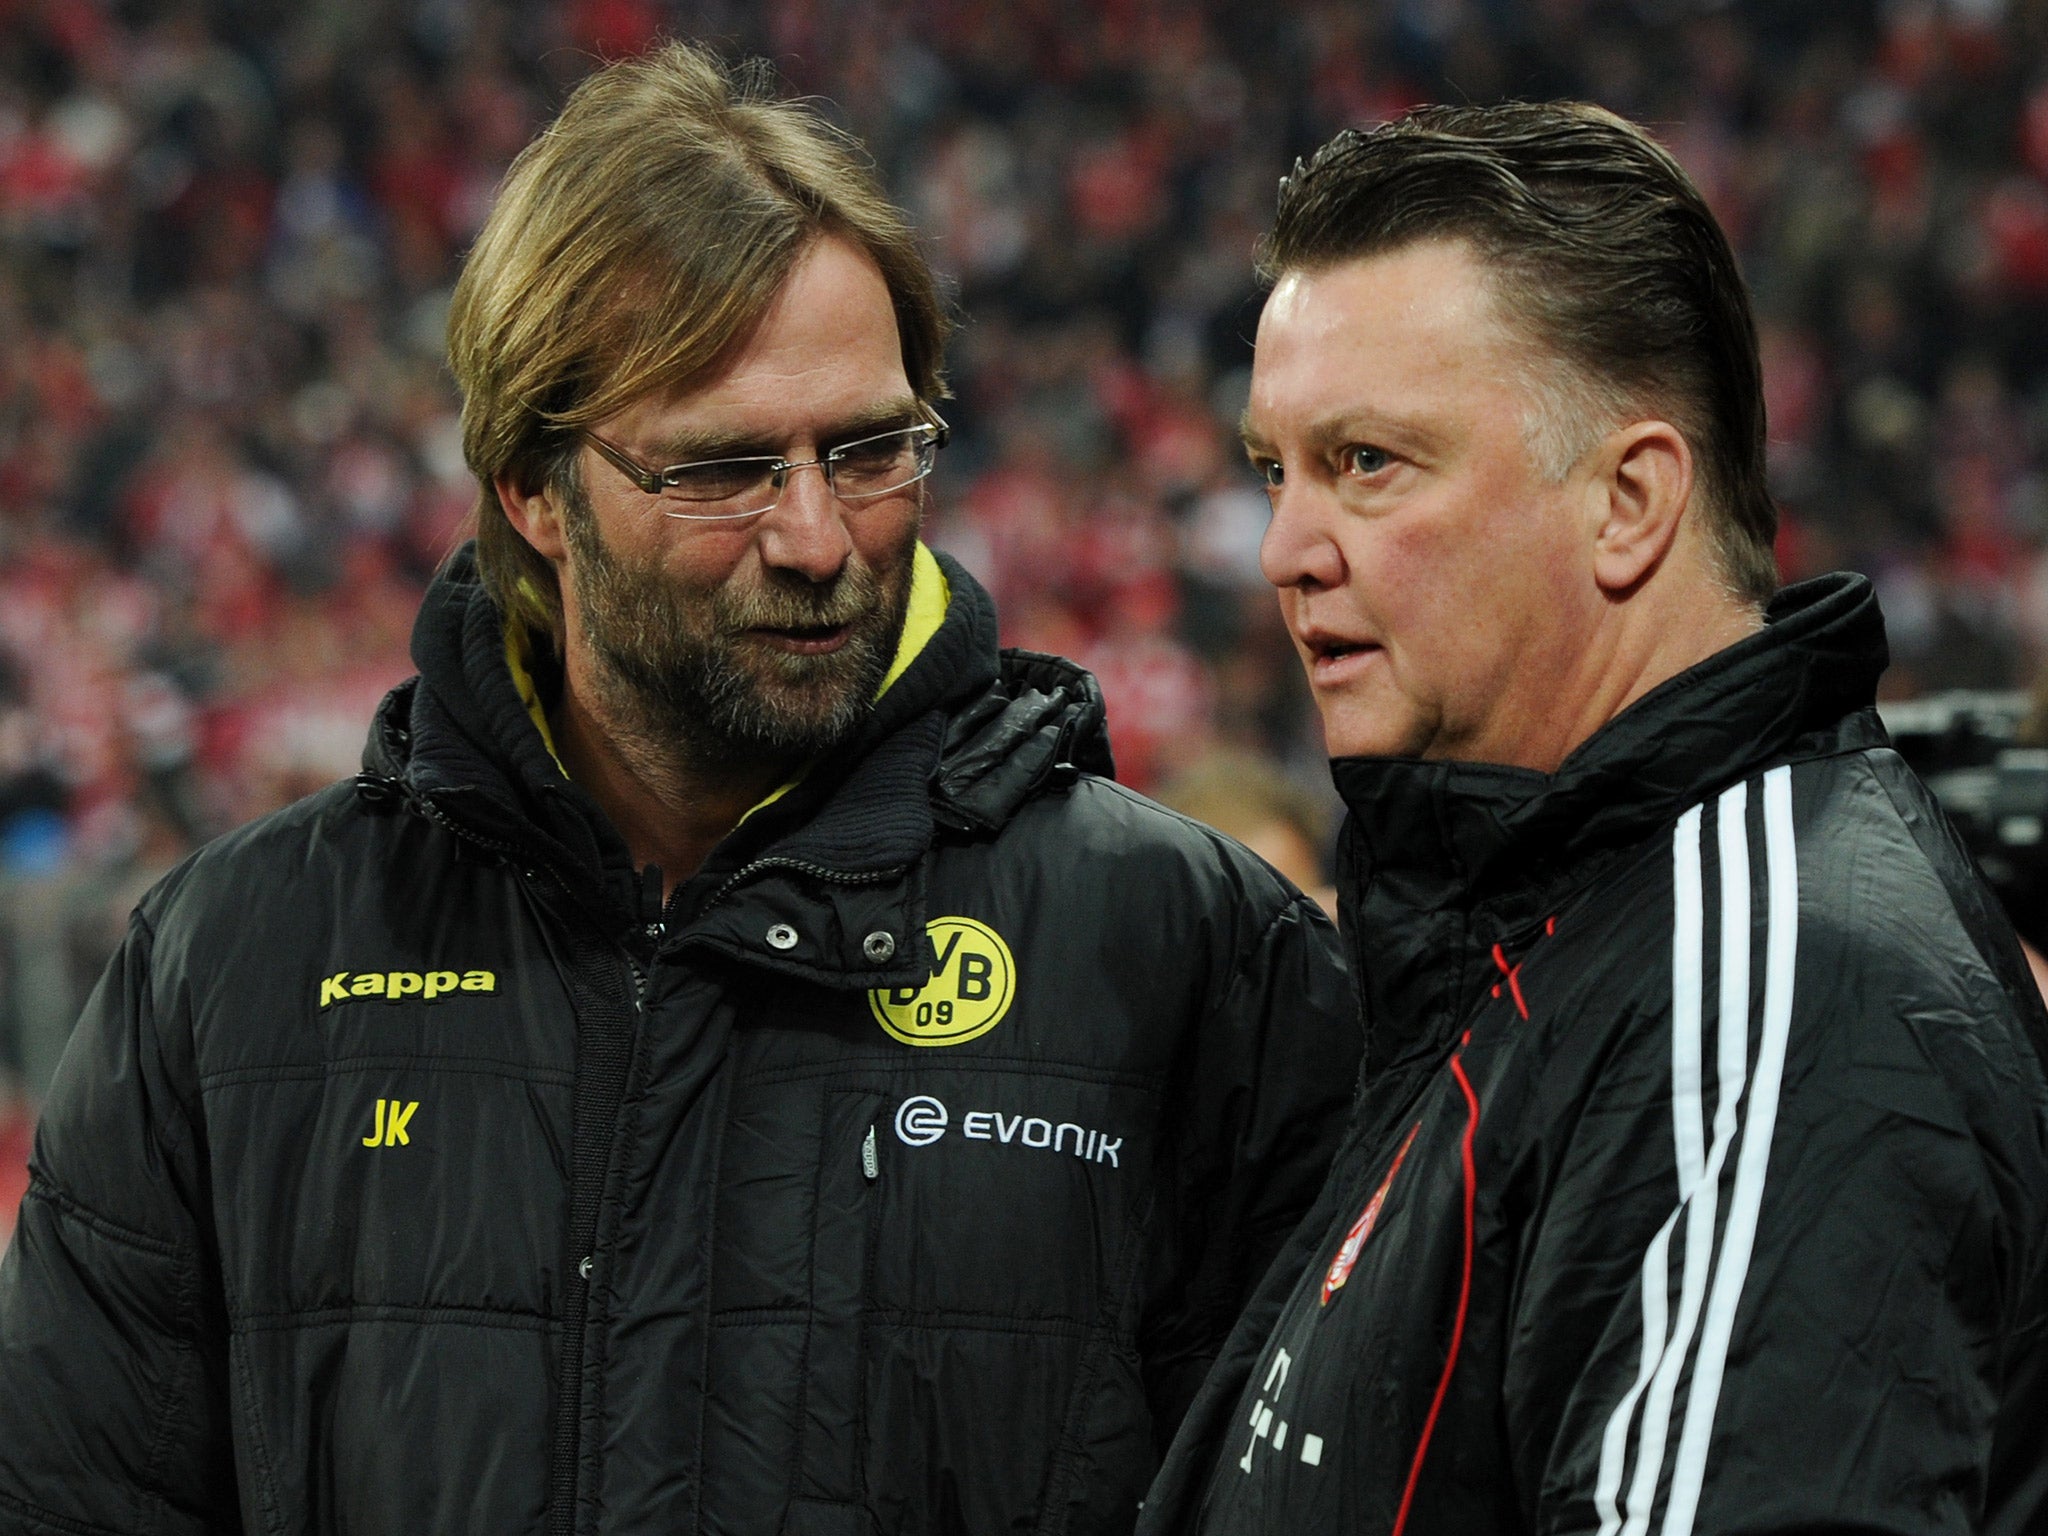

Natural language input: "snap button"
[862,930,896,963]
[765,923,799,951]
[577,1255,593,1281]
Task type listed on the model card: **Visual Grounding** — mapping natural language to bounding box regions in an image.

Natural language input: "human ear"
[1589,419,1693,596]
[495,470,569,563]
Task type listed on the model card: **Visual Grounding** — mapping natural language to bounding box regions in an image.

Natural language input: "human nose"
[755,458,854,582]
[1259,478,1345,594]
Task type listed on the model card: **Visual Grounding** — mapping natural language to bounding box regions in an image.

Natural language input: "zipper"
[398,787,642,1536]
[546,927,643,1536]
[798,1094,889,1508]
[705,854,898,912]
[409,787,582,906]
[410,784,903,1527]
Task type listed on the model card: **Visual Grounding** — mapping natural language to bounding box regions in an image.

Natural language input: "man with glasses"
[0,41,1357,1535]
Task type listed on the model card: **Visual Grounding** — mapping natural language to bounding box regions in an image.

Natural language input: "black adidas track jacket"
[1143,573,2048,1536]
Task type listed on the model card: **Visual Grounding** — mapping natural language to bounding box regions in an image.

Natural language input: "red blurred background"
[9,0,2048,1238]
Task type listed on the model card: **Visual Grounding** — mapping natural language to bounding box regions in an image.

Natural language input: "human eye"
[830,429,911,475]
[1340,444,1392,478]
[828,427,926,498]
[662,455,777,503]
[1247,454,1283,491]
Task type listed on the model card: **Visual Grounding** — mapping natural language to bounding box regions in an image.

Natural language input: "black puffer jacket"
[1142,574,2048,1536]
[0,549,1358,1536]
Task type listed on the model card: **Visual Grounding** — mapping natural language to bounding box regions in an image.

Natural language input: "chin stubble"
[561,485,913,771]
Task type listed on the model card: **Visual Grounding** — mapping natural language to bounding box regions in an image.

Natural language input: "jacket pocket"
[780,1088,888,1536]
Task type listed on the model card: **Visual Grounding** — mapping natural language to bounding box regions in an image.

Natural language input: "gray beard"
[561,485,915,776]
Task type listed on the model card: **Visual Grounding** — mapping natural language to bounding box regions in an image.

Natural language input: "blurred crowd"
[8,0,2048,1205]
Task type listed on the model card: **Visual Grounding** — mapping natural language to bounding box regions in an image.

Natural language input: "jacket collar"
[1330,572,1890,1066]
[365,542,1103,987]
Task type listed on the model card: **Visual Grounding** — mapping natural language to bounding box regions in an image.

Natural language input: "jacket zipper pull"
[861,1124,879,1181]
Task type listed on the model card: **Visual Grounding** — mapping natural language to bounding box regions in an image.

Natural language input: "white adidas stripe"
[1617,780,1751,1536]
[1591,800,1702,1535]
[1661,765,1799,1536]
[1592,768,1798,1535]
[1592,1203,1681,1534]
[1673,803,1710,1201]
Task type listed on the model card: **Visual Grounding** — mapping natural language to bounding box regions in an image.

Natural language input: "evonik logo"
[895,1095,948,1145]
[319,969,498,1009]
[892,1094,1124,1167]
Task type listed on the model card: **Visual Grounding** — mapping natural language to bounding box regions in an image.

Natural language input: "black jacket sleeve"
[1140,887,1359,1450]
[1509,961,2048,1536]
[0,912,241,1534]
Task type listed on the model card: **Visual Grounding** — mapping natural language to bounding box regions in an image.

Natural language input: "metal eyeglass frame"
[580,409,951,522]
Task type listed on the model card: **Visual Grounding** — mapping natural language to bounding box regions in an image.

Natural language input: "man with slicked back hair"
[1141,101,2048,1536]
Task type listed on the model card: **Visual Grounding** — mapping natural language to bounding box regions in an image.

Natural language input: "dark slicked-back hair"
[447,41,951,646]
[1261,101,1777,604]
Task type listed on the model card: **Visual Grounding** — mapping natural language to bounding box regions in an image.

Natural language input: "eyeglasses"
[581,411,950,521]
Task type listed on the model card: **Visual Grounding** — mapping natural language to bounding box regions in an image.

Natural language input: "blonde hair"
[446,41,950,643]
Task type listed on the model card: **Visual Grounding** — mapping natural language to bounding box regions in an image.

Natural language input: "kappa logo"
[891,1093,1123,1166]
[319,970,498,1009]
[868,916,1016,1047]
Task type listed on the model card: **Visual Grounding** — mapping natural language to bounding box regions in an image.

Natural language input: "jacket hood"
[361,543,1110,981]
[1329,572,1890,1068]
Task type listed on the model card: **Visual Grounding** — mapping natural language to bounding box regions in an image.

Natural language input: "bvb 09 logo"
[868,916,1017,1046]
